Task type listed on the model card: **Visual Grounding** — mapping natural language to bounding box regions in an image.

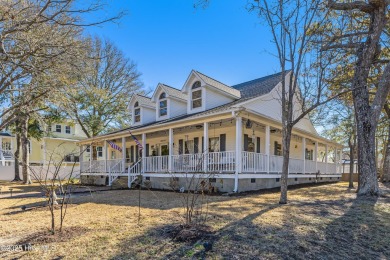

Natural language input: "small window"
[134,108,141,123]
[146,177,150,181]
[191,81,202,109]
[97,147,103,157]
[251,178,256,183]
[209,178,216,183]
[65,126,71,134]
[86,146,91,153]
[274,141,282,156]
[56,125,61,133]
[159,94,167,117]
[47,125,52,132]
[276,178,280,182]
[295,178,298,181]
[111,150,116,159]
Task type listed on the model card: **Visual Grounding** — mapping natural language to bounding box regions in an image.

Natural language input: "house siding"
[205,87,236,111]
[142,107,156,125]
[169,99,187,118]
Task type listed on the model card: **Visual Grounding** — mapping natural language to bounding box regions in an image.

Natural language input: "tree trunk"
[382,119,390,182]
[279,125,292,204]
[355,114,379,195]
[13,131,22,181]
[21,114,32,184]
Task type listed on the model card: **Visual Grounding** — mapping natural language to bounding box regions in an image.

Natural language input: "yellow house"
[0,121,87,166]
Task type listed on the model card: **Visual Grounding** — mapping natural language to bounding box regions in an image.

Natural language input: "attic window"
[159,92,167,116]
[191,81,202,109]
[134,102,140,123]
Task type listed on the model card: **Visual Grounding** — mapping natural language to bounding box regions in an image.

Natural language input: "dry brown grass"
[0,181,389,259]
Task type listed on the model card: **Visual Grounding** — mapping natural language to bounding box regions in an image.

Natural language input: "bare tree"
[64,37,143,138]
[323,0,390,196]
[249,0,348,204]
[0,0,124,131]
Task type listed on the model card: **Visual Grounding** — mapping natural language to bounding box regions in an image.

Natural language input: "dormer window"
[191,81,202,109]
[134,102,140,123]
[159,93,167,116]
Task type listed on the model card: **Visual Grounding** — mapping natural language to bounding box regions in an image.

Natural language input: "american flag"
[129,131,143,150]
[107,141,122,152]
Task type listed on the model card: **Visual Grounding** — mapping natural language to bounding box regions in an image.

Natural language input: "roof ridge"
[232,70,288,89]
[161,84,181,91]
[194,70,232,88]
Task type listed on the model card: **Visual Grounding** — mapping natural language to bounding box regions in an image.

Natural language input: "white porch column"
[325,144,328,174]
[168,128,174,173]
[265,125,270,173]
[142,133,146,174]
[339,149,342,174]
[234,116,242,192]
[314,141,318,172]
[302,137,306,174]
[10,138,13,151]
[104,140,108,172]
[79,145,84,173]
[122,137,126,173]
[43,139,47,165]
[203,122,209,172]
[89,143,92,173]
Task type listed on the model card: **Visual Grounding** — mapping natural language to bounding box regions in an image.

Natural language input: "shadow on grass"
[110,187,390,259]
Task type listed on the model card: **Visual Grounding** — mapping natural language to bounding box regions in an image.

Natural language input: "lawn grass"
[0,181,389,259]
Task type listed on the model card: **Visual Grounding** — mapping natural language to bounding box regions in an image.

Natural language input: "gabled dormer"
[182,70,241,114]
[129,94,156,126]
[151,84,187,121]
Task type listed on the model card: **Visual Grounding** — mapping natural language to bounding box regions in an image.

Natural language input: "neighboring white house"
[78,70,343,192]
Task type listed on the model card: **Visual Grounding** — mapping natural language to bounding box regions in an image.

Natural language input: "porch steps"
[108,158,142,188]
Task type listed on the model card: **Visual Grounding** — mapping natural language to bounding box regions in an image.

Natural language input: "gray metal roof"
[194,70,241,98]
[232,71,287,98]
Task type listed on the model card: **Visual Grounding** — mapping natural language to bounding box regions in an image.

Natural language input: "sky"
[83,0,280,92]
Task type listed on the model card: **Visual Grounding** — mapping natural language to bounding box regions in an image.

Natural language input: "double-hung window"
[191,81,202,109]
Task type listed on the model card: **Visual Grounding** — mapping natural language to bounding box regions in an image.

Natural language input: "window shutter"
[244,134,249,151]
[130,146,134,162]
[274,141,278,155]
[256,137,261,153]
[179,139,183,155]
[220,134,226,152]
[202,137,204,153]
[136,145,139,161]
[194,137,199,154]
[146,144,149,157]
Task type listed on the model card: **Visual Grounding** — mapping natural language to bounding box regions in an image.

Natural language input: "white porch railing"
[317,162,327,174]
[144,156,169,173]
[289,158,304,174]
[242,152,267,173]
[269,155,283,173]
[107,159,123,173]
[172,153,203,172]
[0,149,13,166]
[305,160,316,173]
[83,152,341,175]
[207,151,236,173]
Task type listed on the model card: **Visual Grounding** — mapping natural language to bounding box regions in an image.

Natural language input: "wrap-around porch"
[79,116,342,177]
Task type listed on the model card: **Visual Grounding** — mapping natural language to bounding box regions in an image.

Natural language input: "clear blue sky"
[84,1,280,92]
